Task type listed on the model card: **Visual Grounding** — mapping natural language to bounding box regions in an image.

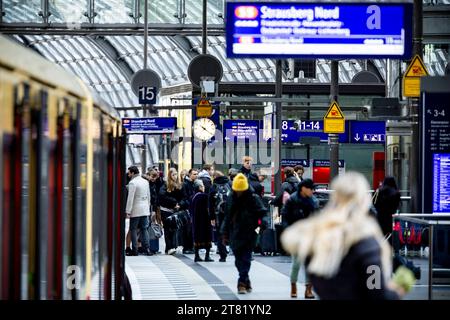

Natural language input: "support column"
[329,60,339,181]
[274,60,282,195]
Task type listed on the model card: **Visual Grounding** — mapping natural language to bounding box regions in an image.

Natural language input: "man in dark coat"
[209,171,231,262]
[221,173,268,294]
[373,176,401,237]
[239,156,263,197]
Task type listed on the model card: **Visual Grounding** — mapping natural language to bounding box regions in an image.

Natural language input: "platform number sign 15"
[138,86,156,104]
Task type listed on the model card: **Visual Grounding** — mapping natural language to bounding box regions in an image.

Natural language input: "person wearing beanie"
[220,173,268,294]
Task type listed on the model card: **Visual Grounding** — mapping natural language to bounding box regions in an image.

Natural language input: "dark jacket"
[209,176,230,220]
[281,190,318,226]
[374,186,401,236]
[307,237,399,300]
[239,166,263,197]
[182,179,196,205]
[158,183,188,211]
[190,192,214,249]
[220,190,268,252]
[272,175,299,208]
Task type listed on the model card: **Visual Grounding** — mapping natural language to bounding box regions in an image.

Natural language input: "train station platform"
[125,251,309,300]
[125,245,450,300]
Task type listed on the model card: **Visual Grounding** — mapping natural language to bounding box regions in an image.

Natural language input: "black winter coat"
[190,192,214,249]
[239,166,263,197]
[221,190,268,252]
[374,186,400,236]
[182,180,196,205]
[281,190,318,226]
[307,237,399,300]
[272,175,299,208]
[209,176,230,221]
[158,183,188,211]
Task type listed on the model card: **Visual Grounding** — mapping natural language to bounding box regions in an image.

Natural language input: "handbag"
[149,222,163,240]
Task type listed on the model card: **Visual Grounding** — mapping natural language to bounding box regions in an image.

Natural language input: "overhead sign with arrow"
[324,101,345,133]
[350,121,386,144]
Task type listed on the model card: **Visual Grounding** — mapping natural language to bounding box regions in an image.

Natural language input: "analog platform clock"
[193,118,216,141]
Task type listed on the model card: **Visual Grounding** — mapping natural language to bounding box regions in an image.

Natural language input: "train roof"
[0,36,120,120]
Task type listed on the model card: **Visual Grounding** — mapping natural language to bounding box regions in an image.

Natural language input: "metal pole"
[144,0,148,69]
[410,0,423,213]
[202,0,207,54]
[428,225,433,300]
[274,59,282,195]
[329,60,339,181]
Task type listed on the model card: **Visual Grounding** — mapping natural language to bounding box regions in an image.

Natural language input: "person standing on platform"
[209,171,231,262]
[190,179,215,262]
[159,168,187,255]
[239,156,263,197]
[125,166,152,256]
[294,165,305,182]
[281,178,319,299]
[181,168,199,254]
[198,164,214,194]
[221,173,268,294]
[282,172,406,300]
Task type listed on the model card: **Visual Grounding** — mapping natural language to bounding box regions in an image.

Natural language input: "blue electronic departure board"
[223,119,260,142]
[422,91,450,213]
[226,1,413,59]
[122,117,177,133]
[433,154,450,213]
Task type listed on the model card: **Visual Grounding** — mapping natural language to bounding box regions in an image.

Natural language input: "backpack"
[214,183,231,217]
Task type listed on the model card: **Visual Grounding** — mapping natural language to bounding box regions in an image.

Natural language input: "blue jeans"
[130,216,150,253]
[290,255,309,284]
[234,249,252,285]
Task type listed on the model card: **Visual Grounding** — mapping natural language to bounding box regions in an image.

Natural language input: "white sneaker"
[167,248,177,255]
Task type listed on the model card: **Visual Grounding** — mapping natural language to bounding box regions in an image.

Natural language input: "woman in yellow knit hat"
[220,173,268,294]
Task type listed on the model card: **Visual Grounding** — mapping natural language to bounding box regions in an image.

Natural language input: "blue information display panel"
[433,154,450,213]
[226,1,412,59]
[349,121,386,144]
[223,120,260,142]
[122,117,177,133]
[281,120,349,143]
[313,159,345,168]
[422,92,450,213]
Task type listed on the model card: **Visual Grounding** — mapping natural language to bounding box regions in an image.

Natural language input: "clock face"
[193,118,216,141]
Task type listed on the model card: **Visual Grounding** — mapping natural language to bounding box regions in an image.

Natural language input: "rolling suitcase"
[260,205,277,256]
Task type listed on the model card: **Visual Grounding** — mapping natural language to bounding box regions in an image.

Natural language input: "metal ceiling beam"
[192,82,386,96]
[0,23,225,36]
[91,36,134,81]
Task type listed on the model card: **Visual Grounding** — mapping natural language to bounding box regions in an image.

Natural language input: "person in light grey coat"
[126,166,152,256]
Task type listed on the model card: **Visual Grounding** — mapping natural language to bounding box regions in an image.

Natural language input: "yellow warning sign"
[324,101,344,119]
[405,55,429,78]
[196,98,212,117]
[324,101,345,133]
[403,55,429,97]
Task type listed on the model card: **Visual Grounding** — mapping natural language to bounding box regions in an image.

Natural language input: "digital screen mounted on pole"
[422,90,450,213]
[225,1,413,59]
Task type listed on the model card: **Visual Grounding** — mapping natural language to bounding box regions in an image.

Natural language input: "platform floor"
[125,242,450,300]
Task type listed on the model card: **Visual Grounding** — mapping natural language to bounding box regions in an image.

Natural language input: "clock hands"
[200,124,215,136]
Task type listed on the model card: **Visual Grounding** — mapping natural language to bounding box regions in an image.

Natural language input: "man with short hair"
[126,166,152,256]
[239,156,263,197]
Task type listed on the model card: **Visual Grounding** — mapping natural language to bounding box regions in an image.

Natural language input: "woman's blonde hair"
[167,167,181,192]
[282,171,392,280]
